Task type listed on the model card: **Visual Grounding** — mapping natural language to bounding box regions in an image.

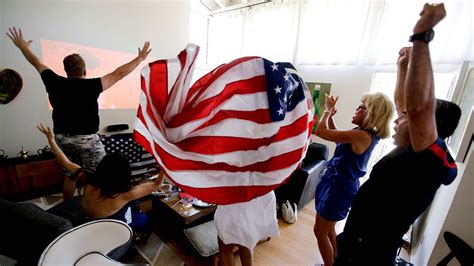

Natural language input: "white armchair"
[38,219,148,265]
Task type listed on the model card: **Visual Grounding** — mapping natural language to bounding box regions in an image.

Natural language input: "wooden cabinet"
[0,165,19,197]
[0,155,64,201]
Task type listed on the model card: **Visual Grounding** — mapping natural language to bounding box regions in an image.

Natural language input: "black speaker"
[106,124,129,132]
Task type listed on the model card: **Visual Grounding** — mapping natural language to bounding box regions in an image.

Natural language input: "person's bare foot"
[413,3,446,33]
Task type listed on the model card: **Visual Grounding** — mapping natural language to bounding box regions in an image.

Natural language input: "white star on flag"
[274,86,282,94]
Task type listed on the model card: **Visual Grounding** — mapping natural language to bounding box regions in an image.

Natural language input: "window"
[202,0,473,66]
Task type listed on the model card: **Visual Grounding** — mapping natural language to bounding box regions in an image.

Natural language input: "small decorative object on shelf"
[0,68,23,104]
[37,146,54,158]
[0,149,7,163]
[18,146,30,159]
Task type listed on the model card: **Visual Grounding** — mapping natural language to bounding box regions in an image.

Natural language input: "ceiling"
[200,0,271,14]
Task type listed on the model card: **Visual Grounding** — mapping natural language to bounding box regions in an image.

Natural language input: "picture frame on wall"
[306,82,332,133]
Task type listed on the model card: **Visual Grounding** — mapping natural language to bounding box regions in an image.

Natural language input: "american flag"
[134,44,314,204]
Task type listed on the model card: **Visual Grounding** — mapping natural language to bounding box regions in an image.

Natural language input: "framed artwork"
[306,82,332,133]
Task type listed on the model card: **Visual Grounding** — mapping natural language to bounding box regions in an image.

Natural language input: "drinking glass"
[162,183,173,202]
[182,202,194,216]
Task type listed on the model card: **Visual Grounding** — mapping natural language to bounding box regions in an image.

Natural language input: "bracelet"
[323,110,331,114]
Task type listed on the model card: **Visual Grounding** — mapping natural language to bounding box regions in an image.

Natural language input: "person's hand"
[36,123,54,141]
[397,47,411,68]
[324,94,338,112]
[413,3,446,33]
[6,27,32,49]
[137,41,151,61]
[154,171,166,187]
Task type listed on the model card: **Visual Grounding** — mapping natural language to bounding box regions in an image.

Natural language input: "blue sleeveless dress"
[315,130,379,221]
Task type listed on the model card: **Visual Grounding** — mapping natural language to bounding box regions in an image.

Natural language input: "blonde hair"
[361,92,394,139]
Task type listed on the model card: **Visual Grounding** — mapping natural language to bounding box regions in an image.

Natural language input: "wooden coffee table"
[148,193,217,265]
[151,193,216,228]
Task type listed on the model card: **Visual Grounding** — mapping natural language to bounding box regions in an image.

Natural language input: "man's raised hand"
[6,27,32,49]
[413,3,446,33]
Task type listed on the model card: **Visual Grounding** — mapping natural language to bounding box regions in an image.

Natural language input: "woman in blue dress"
[313,92,394,266]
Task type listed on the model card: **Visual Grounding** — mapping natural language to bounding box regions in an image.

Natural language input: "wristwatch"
[409,29,435,43]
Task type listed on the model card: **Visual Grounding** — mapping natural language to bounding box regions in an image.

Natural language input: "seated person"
[37,123,164,241]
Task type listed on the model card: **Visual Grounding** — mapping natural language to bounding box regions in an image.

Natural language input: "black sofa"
[0,197,134,265]
[0,198,73,265]
[275,142,328,210]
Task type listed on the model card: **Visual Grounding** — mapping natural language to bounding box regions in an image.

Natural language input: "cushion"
[183,220,219,257]
[301,142,328,167]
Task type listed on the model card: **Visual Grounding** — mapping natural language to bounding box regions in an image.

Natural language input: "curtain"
[207,0,300,67]
[206,0,474,66]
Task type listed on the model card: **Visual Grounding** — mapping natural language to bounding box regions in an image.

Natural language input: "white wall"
[0,0,190,157]
[432,142,474,265]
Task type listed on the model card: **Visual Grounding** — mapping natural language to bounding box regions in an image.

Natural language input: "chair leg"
[437,252,454,266]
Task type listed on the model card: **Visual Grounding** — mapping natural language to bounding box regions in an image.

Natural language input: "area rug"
[23,194,184,266]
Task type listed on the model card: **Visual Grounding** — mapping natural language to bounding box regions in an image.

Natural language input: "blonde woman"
[313,92,394,266]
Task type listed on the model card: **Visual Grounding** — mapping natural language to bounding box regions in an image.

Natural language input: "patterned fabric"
[55,134,106,172]
[101,133,144,164]
[134,43,314,204]
[100,133,159,180]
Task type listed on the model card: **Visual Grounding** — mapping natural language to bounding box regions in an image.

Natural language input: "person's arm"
[316,94,372,154]
[316,94,345,141]
[327,108,338,130]
[121,171,166,202]
[316,94,338,135]
[36,123,80,174]
[6,27,48,73]
[405,3,446,152]
[394,47,410,116]
[100,41,151,91]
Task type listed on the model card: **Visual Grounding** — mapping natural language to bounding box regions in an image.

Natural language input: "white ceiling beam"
[200,0,220,11]
[215,0,231,8]
[210,0,271,15]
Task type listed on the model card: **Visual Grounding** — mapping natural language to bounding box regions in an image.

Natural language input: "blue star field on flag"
[264,59,306,122]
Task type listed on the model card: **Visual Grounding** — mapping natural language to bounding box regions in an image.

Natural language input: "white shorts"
[214,191,279,250]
